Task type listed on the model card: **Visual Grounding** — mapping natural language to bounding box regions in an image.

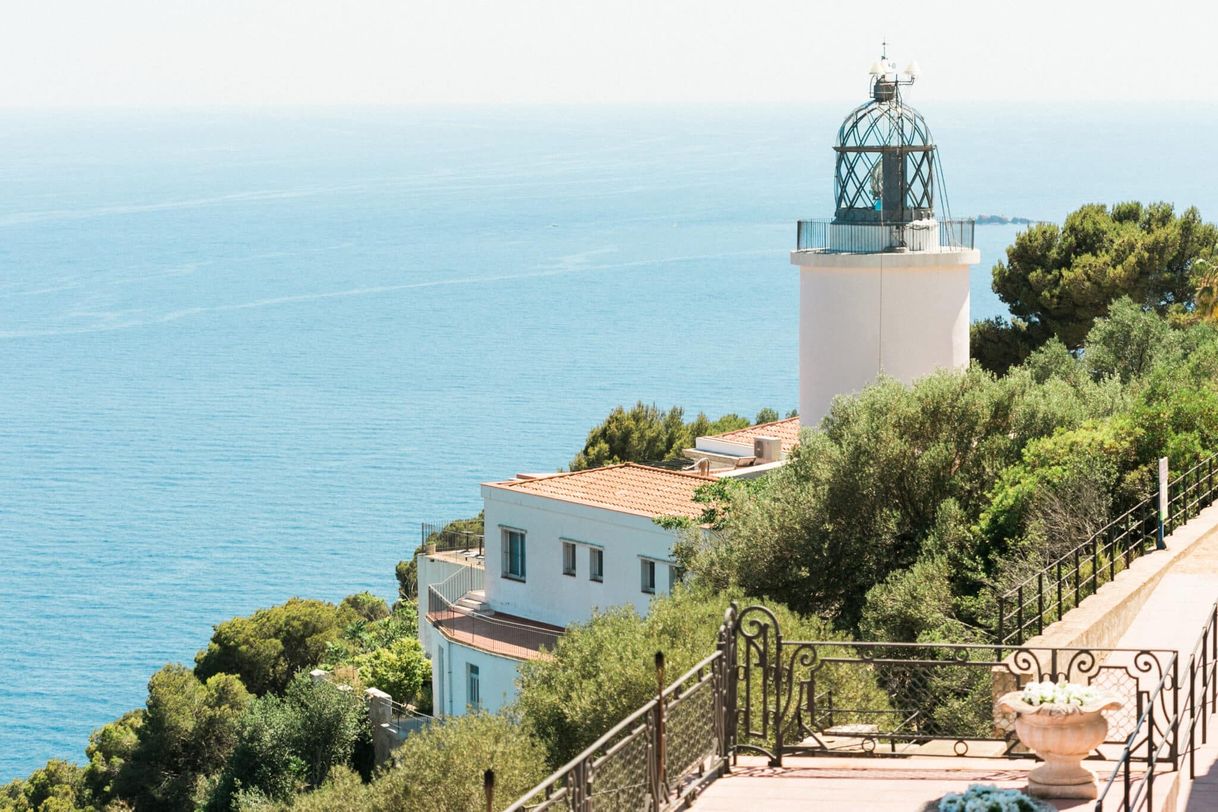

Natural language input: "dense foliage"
[973,202,1218,372]
[680,299,1218,641]
[278,714,545,812]
[194,599,362,696]
[569,402,790,470]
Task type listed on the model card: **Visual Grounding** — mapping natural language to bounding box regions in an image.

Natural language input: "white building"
[791,53,979,425]
[418,462,718,716]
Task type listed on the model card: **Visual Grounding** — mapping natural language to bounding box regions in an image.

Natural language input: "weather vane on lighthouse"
[789,46,980,425]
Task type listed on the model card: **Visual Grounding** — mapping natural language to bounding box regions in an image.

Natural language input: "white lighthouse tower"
[792,51,979,426]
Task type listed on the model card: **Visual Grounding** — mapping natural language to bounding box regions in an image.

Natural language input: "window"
[562,541,577,576]
[502,528,526,580]
[589,547,604,582]
[669,564,684,591]
[641,559,656,594]
[467,663,481,710]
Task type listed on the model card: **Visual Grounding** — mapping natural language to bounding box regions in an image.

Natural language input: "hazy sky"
[3,0,1214,107]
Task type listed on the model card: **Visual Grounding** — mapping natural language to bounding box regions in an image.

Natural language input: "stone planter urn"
[998,685,1123,800]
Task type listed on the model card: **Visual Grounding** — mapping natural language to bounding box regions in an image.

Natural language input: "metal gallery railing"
[426,584,561,659]
[795,217,975,253]
[420,521,484,556]
[503,622,735,812]
[732,605,1176,761]
[997,495,1159,647]
[1095,600,1218,811]
[997,450,1218,648]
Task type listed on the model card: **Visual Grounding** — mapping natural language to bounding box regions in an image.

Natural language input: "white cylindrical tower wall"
[794,248,978,426]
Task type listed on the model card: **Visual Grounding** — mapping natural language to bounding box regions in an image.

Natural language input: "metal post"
[1016,586,1024,645]
[996,597,1005,653]
[1147,703,1155,812]
[484,769,495,812]
[654,651,666,810]
[1158,457,1169,549]
[771,625,785,766]
[1037,573,1044,636]
[1190,656,1197,779]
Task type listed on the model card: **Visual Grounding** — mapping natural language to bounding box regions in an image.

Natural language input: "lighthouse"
[792,50,979,426]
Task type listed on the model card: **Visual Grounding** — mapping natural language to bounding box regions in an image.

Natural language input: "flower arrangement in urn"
[997,680,1123,800]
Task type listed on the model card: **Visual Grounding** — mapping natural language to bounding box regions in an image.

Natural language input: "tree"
[195,599,358,695]
[276,715,545,812]
[352,638,428,705]
[982,202,1218,359]
[82,710,143,807]
[569,402,687,470]
[1,760,90,812]
[1084,297,1180,383]
[569,401,769,470]
[393,559,417,603]
[212,674,366,809]
[119,665,251,811]
[339,593,389,623]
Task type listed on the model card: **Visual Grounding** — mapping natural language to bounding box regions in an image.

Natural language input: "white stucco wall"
[416,552,479,651]
[430,634,523,716]
[479,485,683,628]
[792,248,978,426]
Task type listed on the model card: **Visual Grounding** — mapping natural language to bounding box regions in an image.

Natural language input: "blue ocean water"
[1,104,1216,780]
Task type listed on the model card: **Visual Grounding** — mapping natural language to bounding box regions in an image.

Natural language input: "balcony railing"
[795,218,975,253]
[426,567,561,660]
[420,521,484,556]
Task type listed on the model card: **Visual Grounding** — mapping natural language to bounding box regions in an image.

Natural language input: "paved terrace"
[691,503,1218,812]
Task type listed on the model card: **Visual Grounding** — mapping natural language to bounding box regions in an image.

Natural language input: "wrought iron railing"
[997,496,1159,647]
[1095,600,1218,811]
[426,584,561,659]
[733,605,1176,760]
[420,521,484,556]
[503,624,734,812]
[1167,453,1218,535]
[998,450,1218,648]
[794,217,975,253]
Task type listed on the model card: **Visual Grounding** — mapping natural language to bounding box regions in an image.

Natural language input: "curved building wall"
[794,249,977,425]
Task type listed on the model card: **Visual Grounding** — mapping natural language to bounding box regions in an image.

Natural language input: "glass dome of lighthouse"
[833,49,936,226]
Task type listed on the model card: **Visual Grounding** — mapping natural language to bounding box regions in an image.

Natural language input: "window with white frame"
[641,559,656,594]
[589,547,604,582]
[562,541,576,576]
[502,528,526,580]
[467,663,481,710]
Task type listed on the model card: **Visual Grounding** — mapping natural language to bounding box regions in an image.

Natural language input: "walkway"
[691,756,1095,811]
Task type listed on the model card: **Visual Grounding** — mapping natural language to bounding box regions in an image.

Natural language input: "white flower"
[1019,679,1099,707]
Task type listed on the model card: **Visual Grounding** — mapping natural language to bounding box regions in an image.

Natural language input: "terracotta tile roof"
[709,416,803,454]
[484,463,714,519]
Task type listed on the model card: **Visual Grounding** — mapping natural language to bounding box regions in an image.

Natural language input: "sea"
[1,103,1216,780]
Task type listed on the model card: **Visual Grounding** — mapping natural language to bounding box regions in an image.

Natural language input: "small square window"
[502,529,526,580]
[562,541,577,576]
[589,548,604,582]
[467,663,481,710]
[641,559,656,594]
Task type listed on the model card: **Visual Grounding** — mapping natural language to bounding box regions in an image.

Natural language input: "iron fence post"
[1190,656,1197,779]
[654,651,666,810]
[1037,574,1044,636]
[996,597,1005,654]
[771,623,784,767]
[1016,586,1024,646]
[1147,703,1155,812]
